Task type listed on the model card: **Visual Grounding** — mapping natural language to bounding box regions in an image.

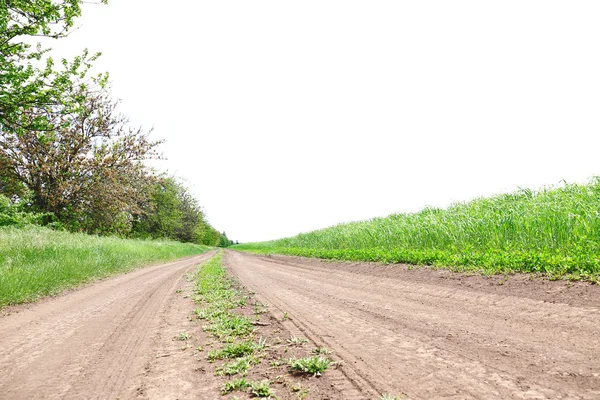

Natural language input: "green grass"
[234,179,600,279]
[0,225,210,307]
[194,252,255,342]
[194,252,274,394]
[204,313,254,340]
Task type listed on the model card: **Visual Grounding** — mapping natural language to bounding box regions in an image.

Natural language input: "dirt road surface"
[225,250,600,400]
[0,252,218,400]
[2,250,599,400]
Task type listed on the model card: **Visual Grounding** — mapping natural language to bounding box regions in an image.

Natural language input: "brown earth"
[0,250,351,400]
[1,250,600,400]
[224,250,600,400]
[0,252,220,400]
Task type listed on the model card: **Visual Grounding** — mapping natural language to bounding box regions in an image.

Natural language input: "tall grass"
[0,225,209,307]
[235,179,600,279]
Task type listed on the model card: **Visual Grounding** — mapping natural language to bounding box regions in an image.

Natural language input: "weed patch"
[203,313,254,340]
[222,377,250,395]
[288,356,331,376]
[207,340,260,362]
[216,355,259,376]
[192,252,340,398]
[250,380,275,397]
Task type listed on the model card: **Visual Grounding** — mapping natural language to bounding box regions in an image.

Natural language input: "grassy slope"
[235,180,600,280]
[0,225,210,307]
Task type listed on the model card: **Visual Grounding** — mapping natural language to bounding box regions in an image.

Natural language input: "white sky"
[48,1,600,243]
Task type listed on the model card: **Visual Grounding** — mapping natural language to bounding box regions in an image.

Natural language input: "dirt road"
[225,250,600,400]
[0,252,218,400]
[2,250,599,400]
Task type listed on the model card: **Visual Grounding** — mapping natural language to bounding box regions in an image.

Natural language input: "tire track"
[0,252,215,400]
[224,250,600,400]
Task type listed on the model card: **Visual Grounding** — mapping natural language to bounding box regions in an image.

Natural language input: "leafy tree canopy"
[1,0,107,132]
[0,1,228,245]
[132,176,223,246]
[0,87,161,233]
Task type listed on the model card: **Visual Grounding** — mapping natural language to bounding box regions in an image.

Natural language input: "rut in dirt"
[224,250,600,400]
[0,252,217,400]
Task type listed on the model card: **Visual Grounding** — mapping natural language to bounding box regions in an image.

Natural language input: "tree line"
[0,0,232,246]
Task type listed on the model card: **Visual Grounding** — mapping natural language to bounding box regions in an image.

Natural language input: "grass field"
[0,225,210,307]
[235,179,600,280]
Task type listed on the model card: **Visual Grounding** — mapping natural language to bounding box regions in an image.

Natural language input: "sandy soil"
[2,249,599,400]
[0,250,350,400]
[224,250,600,400]
[0,252,218,400]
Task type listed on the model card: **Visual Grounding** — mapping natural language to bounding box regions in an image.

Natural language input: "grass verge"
[234,180,600,280]
[0,225,209,308]
[192,252,335,398]
[193,252,272,396]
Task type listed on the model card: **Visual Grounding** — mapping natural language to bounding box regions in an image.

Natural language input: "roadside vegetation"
[0,1,233,308]
[235,179,600,280]
[191,252,334,398]
[193,252,273,397]
[0,2,233,245]
[0,225,209,308]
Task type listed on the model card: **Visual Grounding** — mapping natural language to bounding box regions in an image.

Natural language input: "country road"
[1,250,599,400]
[0,252,217,400]
[225,250,600,400]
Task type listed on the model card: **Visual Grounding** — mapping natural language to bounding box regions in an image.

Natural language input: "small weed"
[222,377,250,395]
[269,359,282,368]
[297,390,310,399]
[290,382,310,399]
[216,355,259,376]
[380,395,402,400]
[282,312,289,320]
[255,336,269,350]
[178,332,191,341]
[194,308,209,319]
[288,356,331,376]
[208,341,258,362]
[287,337,308,346]
[250,380,275,398]
[312,346,331,355]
